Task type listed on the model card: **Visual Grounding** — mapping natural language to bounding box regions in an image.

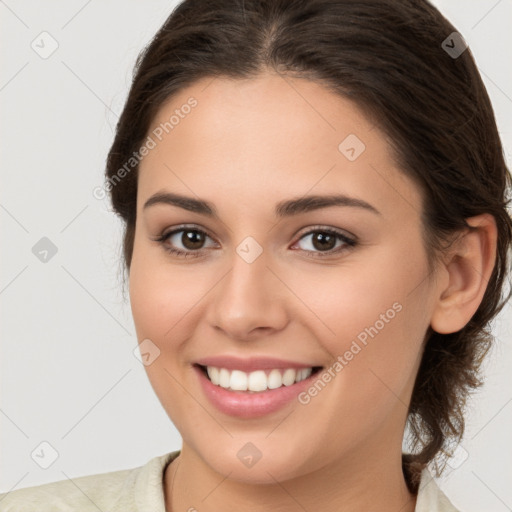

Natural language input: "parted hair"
[105,0,512,492]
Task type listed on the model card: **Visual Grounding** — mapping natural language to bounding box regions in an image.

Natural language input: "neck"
[164,438,417,512]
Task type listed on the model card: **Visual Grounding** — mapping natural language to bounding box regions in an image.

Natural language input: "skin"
[128,71,497,512]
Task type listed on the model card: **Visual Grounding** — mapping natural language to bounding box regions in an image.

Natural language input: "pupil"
[313,232,335,251]
[183,230,204,249]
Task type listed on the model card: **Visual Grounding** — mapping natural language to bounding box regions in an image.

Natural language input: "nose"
[206,245,289,341]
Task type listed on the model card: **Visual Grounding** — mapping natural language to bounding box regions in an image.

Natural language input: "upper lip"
[194,355,323,373]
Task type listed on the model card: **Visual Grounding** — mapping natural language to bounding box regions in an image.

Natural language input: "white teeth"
[267,369,283,389]
[219,368,230,388]
[248,370,267,391]
[230,370,248,391]
[282,368,296,386]
[204,366,314,392]
[299,368,313,381]
[207,366,219,385]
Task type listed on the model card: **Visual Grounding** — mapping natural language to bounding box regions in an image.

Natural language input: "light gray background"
[1,1,511,510]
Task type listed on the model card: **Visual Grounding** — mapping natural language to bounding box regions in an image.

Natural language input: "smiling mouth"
[194,363,323,393]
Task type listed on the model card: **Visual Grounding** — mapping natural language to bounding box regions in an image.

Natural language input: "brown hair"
[105,0,512,492]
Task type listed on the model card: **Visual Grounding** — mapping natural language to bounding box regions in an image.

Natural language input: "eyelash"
[152,224,357,260]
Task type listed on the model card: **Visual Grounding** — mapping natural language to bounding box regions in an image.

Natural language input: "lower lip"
[194,365,320,419]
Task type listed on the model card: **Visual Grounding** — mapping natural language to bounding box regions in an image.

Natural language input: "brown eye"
[154,226,216,258]
[310,232,337,251]
[293,227,357,258]
[180,230,206,250]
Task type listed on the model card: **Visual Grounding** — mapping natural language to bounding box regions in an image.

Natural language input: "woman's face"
[129,72,438,483]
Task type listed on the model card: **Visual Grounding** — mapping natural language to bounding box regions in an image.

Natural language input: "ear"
[430,213,498,334]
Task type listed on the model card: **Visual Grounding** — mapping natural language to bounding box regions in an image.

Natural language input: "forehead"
[137,72,422,223]
[147,72,373,154]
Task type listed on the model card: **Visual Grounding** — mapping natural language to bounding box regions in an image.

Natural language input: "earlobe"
[430,214,497,335]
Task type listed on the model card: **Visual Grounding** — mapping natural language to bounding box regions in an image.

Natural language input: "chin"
[196,441,310,484]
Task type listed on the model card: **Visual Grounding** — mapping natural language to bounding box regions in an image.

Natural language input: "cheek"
[289,272,428,458]
[128,246,200,431]
[128,237,203,341]
[294,236,428,351]
[296,234,430,406]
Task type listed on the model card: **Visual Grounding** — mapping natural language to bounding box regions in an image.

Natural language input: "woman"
[1,0,510,511]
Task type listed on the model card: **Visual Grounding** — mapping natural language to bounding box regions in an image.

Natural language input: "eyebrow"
[143,191,381,217]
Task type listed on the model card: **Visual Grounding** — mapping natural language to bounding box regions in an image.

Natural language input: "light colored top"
[0,450,460,511]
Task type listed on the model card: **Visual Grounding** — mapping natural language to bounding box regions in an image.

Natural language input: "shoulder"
[0,450,180,512]
[0,468,133,512]
[415,468,461,512]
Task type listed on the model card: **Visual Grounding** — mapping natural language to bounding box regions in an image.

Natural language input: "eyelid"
[153,223,357,258]
[160,223,213,238]
[290,225,357,258]
[158,223,355,242]
[293,224,356,242]
[160,224,218,248]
